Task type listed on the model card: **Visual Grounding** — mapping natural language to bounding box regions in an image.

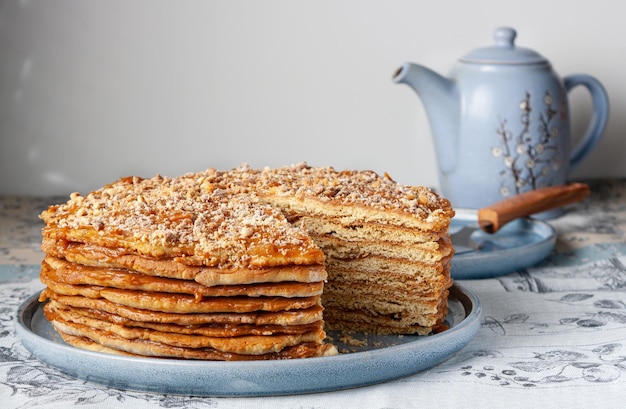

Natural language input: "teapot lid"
[460,27,548,65]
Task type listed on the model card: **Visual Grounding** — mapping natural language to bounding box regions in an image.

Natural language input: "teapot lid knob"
[460,26,548,65]
[493,27,516,48]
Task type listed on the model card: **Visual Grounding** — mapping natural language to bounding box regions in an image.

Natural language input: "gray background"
[1,0,622,196]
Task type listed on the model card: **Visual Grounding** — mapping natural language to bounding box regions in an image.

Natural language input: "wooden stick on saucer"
[478,183,590,234]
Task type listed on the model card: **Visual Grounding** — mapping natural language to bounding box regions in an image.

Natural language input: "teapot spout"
[393,62,458,108]
[393,62,459,174]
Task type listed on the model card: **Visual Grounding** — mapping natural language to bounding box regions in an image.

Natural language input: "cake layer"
[42,285,320,314]
[327,255,450,279]
[323,293,450,335]
[290,216,443,244]
[42,291,324,326]
[312,234,453,263]
[41,239,327,285]
[322,292,446,320]
[322,278,449,302]
[51,322,335,360]
[47,301,323,337]
[42,256,324,298]
[322,316,443,336]
[45,304,326,355]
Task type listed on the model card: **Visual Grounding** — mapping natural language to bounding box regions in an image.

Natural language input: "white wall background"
[0,0,623,196]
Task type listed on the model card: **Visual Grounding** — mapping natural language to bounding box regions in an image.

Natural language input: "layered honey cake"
[38,163,454,360]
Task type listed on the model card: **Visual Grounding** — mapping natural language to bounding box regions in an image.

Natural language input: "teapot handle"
[563,74,609,170]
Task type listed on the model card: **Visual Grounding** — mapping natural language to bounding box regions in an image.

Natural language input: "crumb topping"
[254,163,452,217]
[191,163,453,218]
[41,163,452,269]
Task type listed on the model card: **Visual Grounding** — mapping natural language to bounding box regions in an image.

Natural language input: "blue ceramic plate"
[450,209,556,279]
[15,284,480,397]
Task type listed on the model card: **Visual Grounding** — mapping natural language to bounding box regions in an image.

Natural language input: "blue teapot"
[394,27,609,210]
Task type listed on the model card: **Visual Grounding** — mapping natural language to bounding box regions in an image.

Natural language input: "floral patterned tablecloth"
[2,181,626,408]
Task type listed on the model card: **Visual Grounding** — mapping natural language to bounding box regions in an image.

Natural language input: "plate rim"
[14,283,481,397]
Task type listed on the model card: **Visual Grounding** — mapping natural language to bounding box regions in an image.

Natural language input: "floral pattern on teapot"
[492,91,566,198]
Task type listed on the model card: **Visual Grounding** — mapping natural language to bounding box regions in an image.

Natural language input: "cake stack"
[38,175,337,360]
[251,164,455,335]
[38,163,455,360]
